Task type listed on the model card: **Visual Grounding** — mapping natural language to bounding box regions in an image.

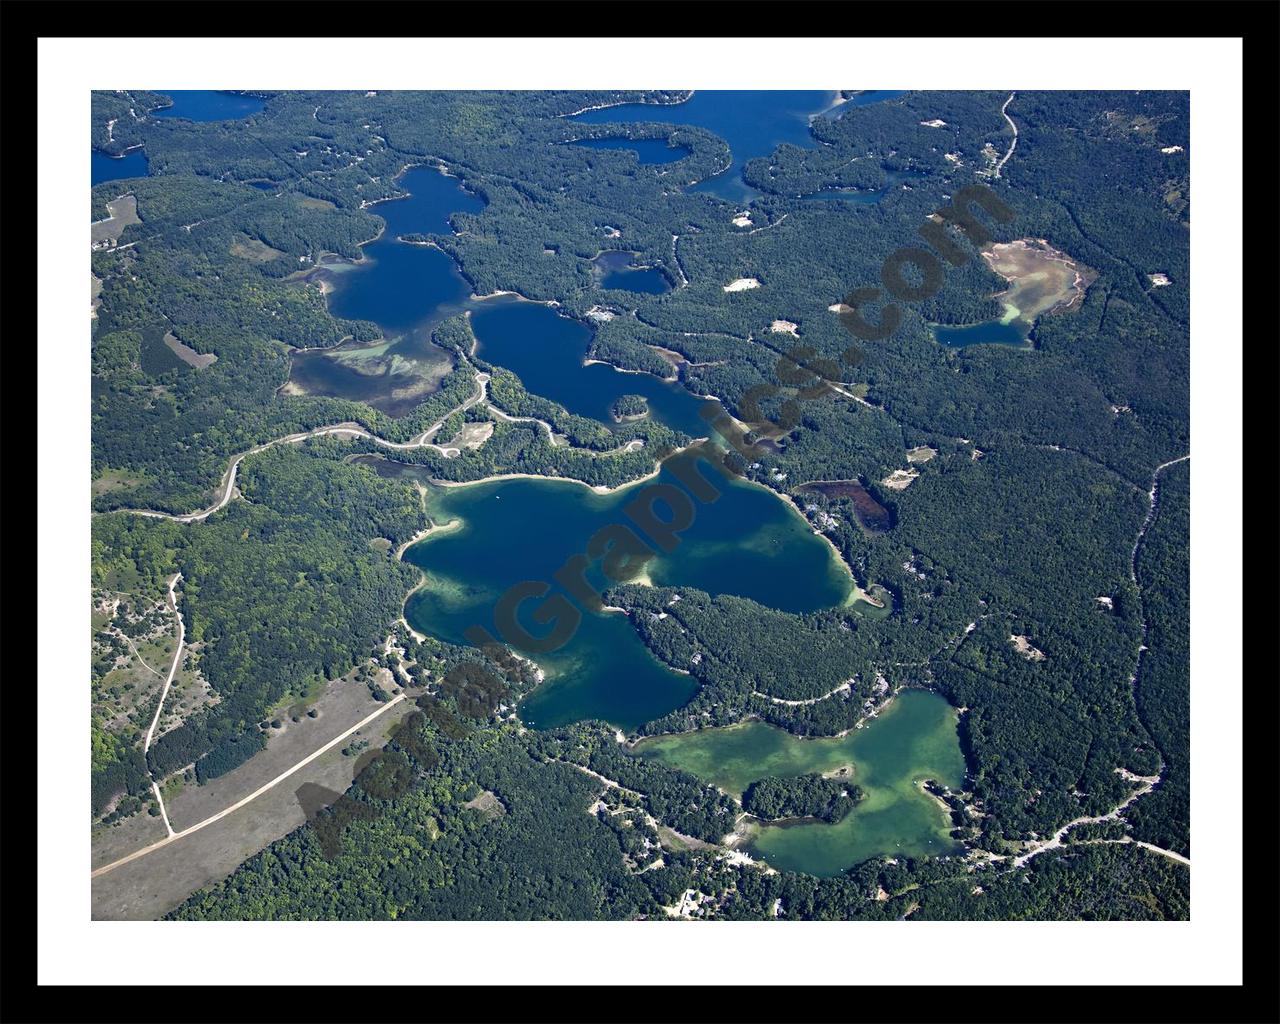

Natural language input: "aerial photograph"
[86,86,1191,924]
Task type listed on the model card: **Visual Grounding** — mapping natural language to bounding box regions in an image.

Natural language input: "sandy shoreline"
[394,518,463,560]
[582,356,673,382]
[774,488,886,608]
[429,462,666,497]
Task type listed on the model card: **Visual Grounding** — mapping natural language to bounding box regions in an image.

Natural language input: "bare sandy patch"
[463,790,506,820]
[723,277,761,292]
[981,238,1096,320]
[1010,634,1046,661]
[769,319,799,336]
[881,468,919,491]
[905,446,937,464]
[455,421,494,450]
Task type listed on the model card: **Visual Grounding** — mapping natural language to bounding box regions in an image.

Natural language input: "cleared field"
[454,421,494,450]
[165,677,396,831]
[154,641,220,739]
[91,468,150,498]
[91,588,178,736]
[163,331,218,368]
[91,810,169,870]
[981,238,1096,321]
[91,195,140,245]
[91,677,419,919]
[229,233,285,263]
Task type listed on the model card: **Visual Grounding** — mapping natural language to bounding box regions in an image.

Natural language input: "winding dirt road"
[106,371,490,523]
[994,92,1018,179]
[142,573,185,754]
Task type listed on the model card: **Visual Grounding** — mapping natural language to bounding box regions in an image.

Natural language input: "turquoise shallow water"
[636,689,968,875]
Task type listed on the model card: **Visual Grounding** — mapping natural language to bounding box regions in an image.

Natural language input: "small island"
[742,773,864,825]
[610,393,649,423]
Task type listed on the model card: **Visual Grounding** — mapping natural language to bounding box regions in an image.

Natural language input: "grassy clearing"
[265,672,328,721]
[163,332,218,369]
[91,195,141,245]
[92,468,151,498]
[229,233,286,263]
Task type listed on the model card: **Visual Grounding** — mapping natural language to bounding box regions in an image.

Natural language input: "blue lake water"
[570,137,691,165]
[471,297,714,439]
[322,165,486,337]
[933,319,1030,348]
[153,91,267,122]
[92,148,149,186]
[593,250,671,294]
[288,165,487,414]
[92,90,266,185]
[571,90,836,204]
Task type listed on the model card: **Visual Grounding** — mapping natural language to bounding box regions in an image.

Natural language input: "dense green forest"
[91,88,1189,920]
[742,774,862,824]
[91,444,426,808]
[1124,460,1190,856]
[167,702,1186,921]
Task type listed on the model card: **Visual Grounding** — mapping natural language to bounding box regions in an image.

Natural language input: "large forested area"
[90,89,1189,920]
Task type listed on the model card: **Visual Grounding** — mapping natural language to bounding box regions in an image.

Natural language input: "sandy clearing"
[1009,634,1046,661]
[881,468,919,490]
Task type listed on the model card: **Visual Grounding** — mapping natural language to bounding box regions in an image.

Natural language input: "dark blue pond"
[289,165,488,414]
[594,251,671,294]
[470,297,716,440]
[571,90,835,204]
[570,137,691,165]
[933,319,1029,348]
[91,148,149,186]
[322,164,487,337]
[153,91,267,122]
